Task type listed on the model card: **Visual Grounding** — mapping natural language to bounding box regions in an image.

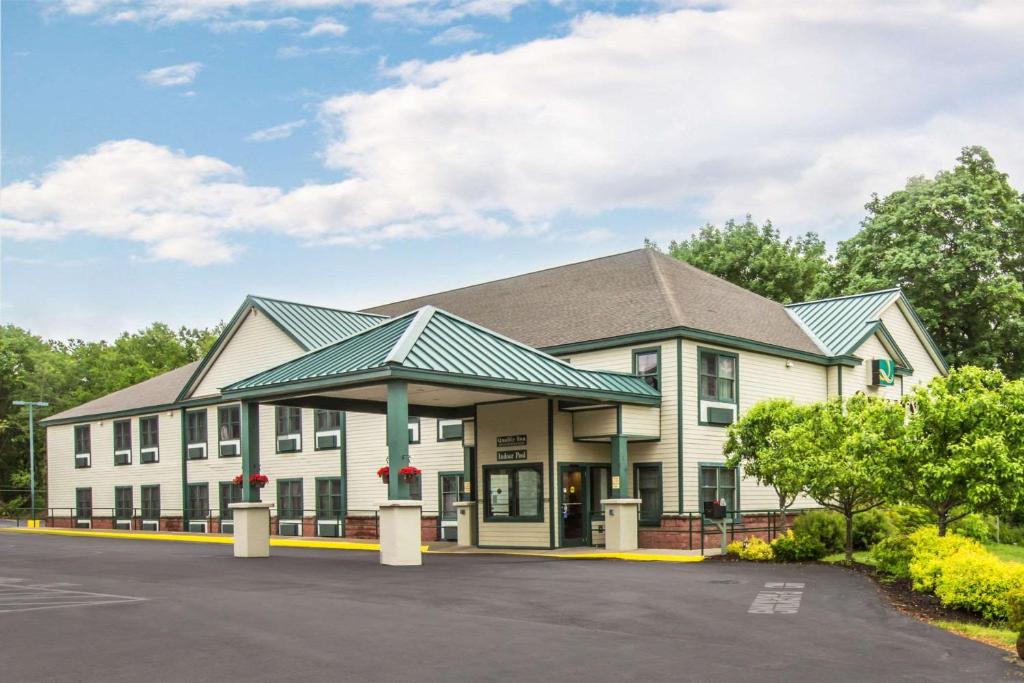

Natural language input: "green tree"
[899,366,1024,536]
[723,398,807,532]
[779,395,906,562]
[826,146,1024,376]
[663,217,831,303]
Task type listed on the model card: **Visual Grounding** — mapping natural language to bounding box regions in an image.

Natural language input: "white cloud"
[276,44,359,58]
[304,17,347,36]
[246,119,307,142]
[429,25,484,45]
[208,16,302,32]
[141,62,203,87]
[7,2,1024,265]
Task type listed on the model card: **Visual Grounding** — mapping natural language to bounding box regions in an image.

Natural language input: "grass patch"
[983,542,1024,564]
[821,550,876,566]
[931,620,1019,652]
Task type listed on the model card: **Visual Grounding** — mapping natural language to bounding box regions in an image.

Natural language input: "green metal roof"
[786,289,900,356]
[249,295,386,350]
[224,307,660,405]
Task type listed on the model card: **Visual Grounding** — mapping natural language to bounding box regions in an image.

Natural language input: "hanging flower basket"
[377,466,390,484]
[399,466,422,483]
[233,473,269,488]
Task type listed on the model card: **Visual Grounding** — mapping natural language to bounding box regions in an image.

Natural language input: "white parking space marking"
[0,581,145,614]
[748,582,805,614]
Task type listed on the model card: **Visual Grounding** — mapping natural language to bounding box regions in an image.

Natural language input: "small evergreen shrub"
[793,511,845,554]
[853,509,896,549]
[872,534,914,580]
[771,530,827,562]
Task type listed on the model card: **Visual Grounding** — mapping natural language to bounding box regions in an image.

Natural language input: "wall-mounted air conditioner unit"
[317,520,340,537]
[141,520,159,531]
[115,520,132,530]
[220,440,240,457]
[75,453,91,468]
[221,520,234,534]
[703,404,736,426]
[277,435,301,453]
[315,430,340,449]
[75,519,92,529]
[188,521,208,533]
[114,450,131,465]
[186,443,207,460]
[140,448,159,463]
[278,521,302,536]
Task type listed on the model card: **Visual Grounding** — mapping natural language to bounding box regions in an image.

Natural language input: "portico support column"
[380,380,422,565]
[232,401,272,558]
[604,433,640,552]
[455,445,477,546]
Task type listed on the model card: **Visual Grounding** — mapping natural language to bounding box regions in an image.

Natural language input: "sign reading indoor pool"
[497,434,527,447]
[871,358,896,387]
[497,449,528,461]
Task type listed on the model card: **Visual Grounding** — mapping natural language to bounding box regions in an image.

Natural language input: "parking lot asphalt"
[0,533,1020,683]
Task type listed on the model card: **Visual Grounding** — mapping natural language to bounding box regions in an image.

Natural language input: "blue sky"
[3,1,1022,340]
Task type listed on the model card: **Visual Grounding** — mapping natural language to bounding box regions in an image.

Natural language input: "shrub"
[951,514,992,542]
[1008,587,1024,634]
[887,505,936,534]
[771,530,827,562]
[997,524,1024,546]
[873,534,915,580]
[853,509,896,549]
[737,540,774,561]
[907,527,983,593]
[726,540,744,557]
[932,548,1024,622]
[793,511,845,554]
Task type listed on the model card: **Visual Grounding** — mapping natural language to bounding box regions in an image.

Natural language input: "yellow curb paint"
[1,528,699,562]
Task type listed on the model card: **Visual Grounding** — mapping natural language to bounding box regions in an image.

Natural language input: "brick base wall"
[346,516,379,539]
[420,516,438,543]
[639,513,801,551]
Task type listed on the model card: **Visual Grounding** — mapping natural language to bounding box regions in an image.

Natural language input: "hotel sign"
[497,449,528,461]
[497,435,527,447]
[871,359,895,387]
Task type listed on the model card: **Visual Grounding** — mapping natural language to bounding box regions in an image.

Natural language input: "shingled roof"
[364,249,822,354]
[41,361,200,425]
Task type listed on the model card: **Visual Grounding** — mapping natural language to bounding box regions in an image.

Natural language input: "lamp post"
[13,400,49,521]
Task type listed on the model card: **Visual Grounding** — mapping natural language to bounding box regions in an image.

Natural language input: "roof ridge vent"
[383,306,436,366]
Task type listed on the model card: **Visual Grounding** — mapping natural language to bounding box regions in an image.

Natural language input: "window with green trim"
[113,420,131,465]
[316,478,343,519]
[277,479,303,519]
[139,416,159,462]
[484,464,543,521]
[700,465,737,514]
[140,485,160,519]
[186,410,207,445]
[437,418,464,442]
[633,464,662,525]
[699,350,737,403]
[114,486,133,519]
[276,407,302,453]
[633,349,660,391]
[219,481,242,520]
[440,473,463,521]
[188,483,209,519]
[408,417,421,445]
[75,487,92,519]
[218,405,241,457]
[314,410,342,450]
[74,425,91,468]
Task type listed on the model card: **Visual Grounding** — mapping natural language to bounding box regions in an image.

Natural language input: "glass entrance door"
[561,466,586,546]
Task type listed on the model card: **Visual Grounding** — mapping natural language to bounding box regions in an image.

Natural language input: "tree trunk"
[778,494,788,535]
[1017,633,1024,661]
[937,512,948,537]
[845,514,854,564]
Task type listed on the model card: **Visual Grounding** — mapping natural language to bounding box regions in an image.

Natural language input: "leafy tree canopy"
[826,146,1024,376]
[661,216,831,303]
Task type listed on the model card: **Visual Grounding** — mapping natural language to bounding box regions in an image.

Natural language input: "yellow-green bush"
[907,527,983,593]
[728,536,774,561]
[771,529,827,562]
[932,547,1024,622]
[1008,587,1024,634]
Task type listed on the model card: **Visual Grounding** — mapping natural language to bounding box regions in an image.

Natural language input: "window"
[186,410,207,444]
[139,416,159,462]
[75,488,92,519]
[74,425,91,468]
[484,464,543,521]
[218,405,241,457]
[699,349,737,403]
[634,464,662,525]
[314,410,342,450]
[440,474,463,521]
[437,419,464,442]
[633,348,660,391]
[187,483,210,519]
[316,478,343,519]
[141,485,161,519]
[114,486,133,519]
[113,420,131,465]
[407,417,421,445]
[409,475,422,501]
[700,465,737,515]
[276,407,302,453]
[589,466,611,516]
[277,480,303,519]
[219,482,242,520]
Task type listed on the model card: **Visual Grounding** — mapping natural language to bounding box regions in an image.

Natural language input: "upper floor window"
[74,425,91,468]
[314,410,342,450]
[276,406,302,453]
[633,349,660,391]
[407,417,421,445]
[139,416,159,463]
[186,411,207,445]
[113,419,132,466]
[699,349,737,403]
[218,405,241,457]
[437,418,464,442]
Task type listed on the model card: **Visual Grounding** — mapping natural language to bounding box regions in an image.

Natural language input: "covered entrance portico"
[221,306,660,565]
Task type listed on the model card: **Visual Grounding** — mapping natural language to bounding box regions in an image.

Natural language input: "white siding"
[191,309,304,398]
[880,301,946,389]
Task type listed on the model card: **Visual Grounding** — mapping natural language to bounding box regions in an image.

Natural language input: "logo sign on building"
[872,358,895,386]
[497,434,527,447]
[496,449,528,461]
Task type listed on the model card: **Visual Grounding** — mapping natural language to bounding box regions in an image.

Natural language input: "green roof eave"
[221,365,660,407]
[540,325,860,367]
[39,394,228,427]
